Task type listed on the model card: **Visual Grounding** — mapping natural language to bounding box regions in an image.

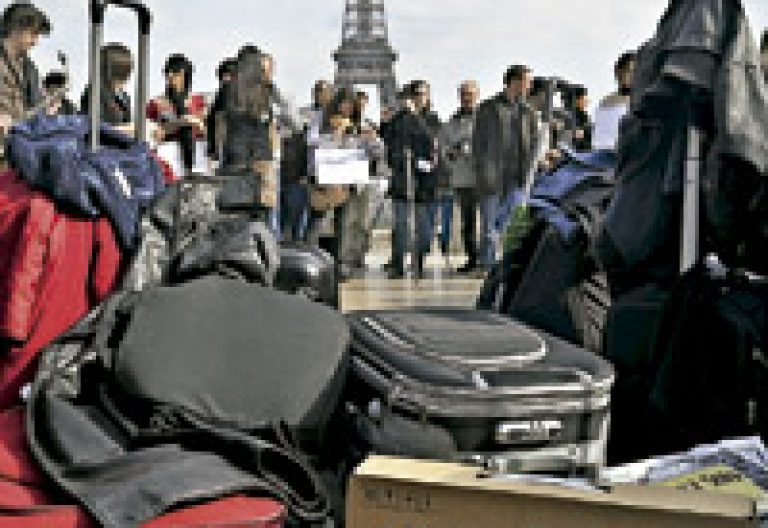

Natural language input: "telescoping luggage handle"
[88,0,152,151]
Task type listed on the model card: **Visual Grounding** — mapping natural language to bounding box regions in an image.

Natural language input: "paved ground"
[340,230,485,312]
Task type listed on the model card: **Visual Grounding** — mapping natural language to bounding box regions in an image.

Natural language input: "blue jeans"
[391,200,438,270]
[280,183,309,242]
[480,194,501,268]
[417,201,438,258]
[392,200,410,271]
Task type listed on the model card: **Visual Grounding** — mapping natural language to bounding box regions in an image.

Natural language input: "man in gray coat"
[473,65,538,269]
[440,80,480,272]
[0,2,50,169]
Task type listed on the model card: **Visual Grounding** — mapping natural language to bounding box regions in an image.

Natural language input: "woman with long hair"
[147,54,206,175]
[326,86,358,138]
[221,44,278,219]
[310,86,384,276]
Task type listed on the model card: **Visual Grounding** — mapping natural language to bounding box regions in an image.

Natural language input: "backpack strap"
[179,412,332,524]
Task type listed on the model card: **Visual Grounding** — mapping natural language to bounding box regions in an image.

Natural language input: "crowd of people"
[0,1,766,282]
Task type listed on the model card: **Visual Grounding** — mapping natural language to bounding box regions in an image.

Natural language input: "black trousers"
[456,188,478,265]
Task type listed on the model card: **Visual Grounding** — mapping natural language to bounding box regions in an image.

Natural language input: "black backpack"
[27,276,349,527]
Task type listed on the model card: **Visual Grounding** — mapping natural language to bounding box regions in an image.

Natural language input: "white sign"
[315,148,370,185]
[593,101,629,151]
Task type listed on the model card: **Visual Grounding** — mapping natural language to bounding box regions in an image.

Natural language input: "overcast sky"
[25,0,768,118]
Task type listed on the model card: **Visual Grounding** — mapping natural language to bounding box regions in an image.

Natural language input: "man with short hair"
[473,64,538,269]
[593,51,636,151]
[282,80,334,242]
[388,81,441,278]
[570,85,592,151]
[42,71,75,115]
[441,80,480,273]
[0,2,51,168]
[301,79,332,142]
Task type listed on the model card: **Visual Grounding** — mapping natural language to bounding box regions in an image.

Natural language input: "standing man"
[206,57,237,162]
[570,85,592,152]
[383,87,412,277]
[403,80,441,278]
[441,80,480,273]
[388,81,441,278]
[301,80,333,142]
[0,2,51,169]
[473,65,538,269]
[42,71,75,115]
[594,51,635,150]
[282,80,333,242]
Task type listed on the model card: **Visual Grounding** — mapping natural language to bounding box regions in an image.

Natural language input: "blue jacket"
[6,114,166,249]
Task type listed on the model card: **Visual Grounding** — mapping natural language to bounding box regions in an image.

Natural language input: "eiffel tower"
[333,0,398,109]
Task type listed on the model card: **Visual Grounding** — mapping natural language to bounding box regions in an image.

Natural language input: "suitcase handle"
[88,0,152,151]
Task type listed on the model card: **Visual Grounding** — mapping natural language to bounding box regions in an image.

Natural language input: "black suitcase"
[276,243,338,308]
[344,309,614,476]
[603,284,670,463]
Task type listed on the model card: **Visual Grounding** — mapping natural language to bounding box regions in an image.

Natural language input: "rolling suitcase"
[345,309,614,476]
[276,243,338,307]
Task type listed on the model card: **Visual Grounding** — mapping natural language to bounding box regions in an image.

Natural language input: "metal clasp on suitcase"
[495,419,564,446]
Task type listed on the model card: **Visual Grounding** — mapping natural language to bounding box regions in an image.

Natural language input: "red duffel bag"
[142,497,286,528]
[0,408,286,528]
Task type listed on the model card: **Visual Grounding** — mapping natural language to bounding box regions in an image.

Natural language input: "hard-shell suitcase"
[276,243,338,307]
[345,309,614,475]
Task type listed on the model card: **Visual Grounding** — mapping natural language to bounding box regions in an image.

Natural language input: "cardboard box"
[347,457,758,528]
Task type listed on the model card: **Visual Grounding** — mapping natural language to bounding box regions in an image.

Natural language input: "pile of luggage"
[479,0,768,466]
[0,1,767,527]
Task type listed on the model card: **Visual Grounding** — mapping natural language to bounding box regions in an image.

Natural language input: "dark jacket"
[220,82,276,168]
[388,108,442,202]
[280,130,308,186]
[56,97,77,116]
[206,83,229,157]
[596,0,768,287]
[473,92,539,197]
[80,85,132,126]
[571,109,593,152]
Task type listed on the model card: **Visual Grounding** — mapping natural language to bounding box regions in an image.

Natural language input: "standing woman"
[147,54,206,176]
[222,45,277,221]
[80,43,133,135]
[318,87,383,276]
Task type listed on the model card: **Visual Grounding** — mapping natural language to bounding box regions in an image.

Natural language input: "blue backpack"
[6,113,166,249]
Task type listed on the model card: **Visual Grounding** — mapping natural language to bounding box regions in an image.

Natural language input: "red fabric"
[153,153,180,184]
[0,506,96,528]
[0,407,44,486]
[146,94,207,139]
[143,497,285,528]
[0,170,123,411]
[0,407,97,527]
[0,407,285,528]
